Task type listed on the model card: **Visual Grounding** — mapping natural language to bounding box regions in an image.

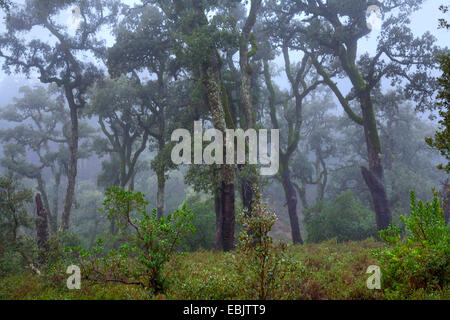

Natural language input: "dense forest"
[0,0,448,300]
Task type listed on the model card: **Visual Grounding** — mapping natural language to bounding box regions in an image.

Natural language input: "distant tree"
[107,5,188,218]
[145,0,240,251]
[0,0,120,230]
[426,5,449,173]
[0,0,10,13]
[328,92,443,222]
[0,86,94,232]
[291,89,337,210]
[238,0,263,215]
[88,76,149,191]
[262,57,324,244]
[266,0,441,231]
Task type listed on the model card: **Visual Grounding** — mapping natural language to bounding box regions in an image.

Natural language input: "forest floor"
[0,239,448,300]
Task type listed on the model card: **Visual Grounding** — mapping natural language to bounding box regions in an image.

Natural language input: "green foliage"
[375,191,450,298]
[425,5,449,172]
[304,191,377,243]
[3,239,449,300]
[182,193,216,251]
[235,190,292,300]
[426,52,450,172]
[95,187,196,294]
[0,174,33,276]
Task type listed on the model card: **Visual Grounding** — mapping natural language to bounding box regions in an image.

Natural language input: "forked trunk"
[442,179,450,225]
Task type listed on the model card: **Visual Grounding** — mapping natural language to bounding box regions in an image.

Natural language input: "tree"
[107,4,189,218]
[327,91,444,223]
[426,5,449,173]
[89,76,149,191]
[146,0,239,251]
[0,86,94,232]
[262,60,311,244]
[238,0,263,215]
[0,0,120,230]
[267,0,441,231]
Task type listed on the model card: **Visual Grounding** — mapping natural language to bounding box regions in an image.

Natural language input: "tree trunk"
[360,91,392,231]
[36,175,55,233]
[35,193,49,265]
[156,172,165,219]
[221,179,235,251]
[238,0,261,216]
[51,172,60,233]
[334,48,393,231]
[214,189,223,251]
[241,174,254,215]
[61,101,79,231]
[203,51,236,252]
[281,166,303,245]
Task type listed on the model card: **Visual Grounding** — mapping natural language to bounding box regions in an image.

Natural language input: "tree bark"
[281,165,303,244]
[61,99,79,232]
[238,0,262,216]
[330,46,393,231]
[156,172,165,219]
[35,193,49,265]
[203,52,236,252]
[221,180,235,251]
[51,171,61,233]
[360,91,392,231]
[36,175,55,233]
[214,189,223,251]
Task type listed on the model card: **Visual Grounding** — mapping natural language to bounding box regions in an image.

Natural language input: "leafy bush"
[304,191,377,243]
[375,191,450,298]
[235,190,293,300]
[85,187,196,294]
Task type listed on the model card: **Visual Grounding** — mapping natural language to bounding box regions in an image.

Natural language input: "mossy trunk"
[238,2,261,216]
[280,159,303,245]
[337,47,392,231]
[360,91,392,231]
[214,189,223,251]
[35,193,49,265]
[203,52,235,252]
[61,98,79,232]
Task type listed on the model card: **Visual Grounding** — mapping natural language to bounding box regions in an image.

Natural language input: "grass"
[0,238,448,300]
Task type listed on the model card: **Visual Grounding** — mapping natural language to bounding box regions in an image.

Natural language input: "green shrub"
[84,187,196,294]
[375,191,450,299]
[236,190,293,300]
[304,191,377,243]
